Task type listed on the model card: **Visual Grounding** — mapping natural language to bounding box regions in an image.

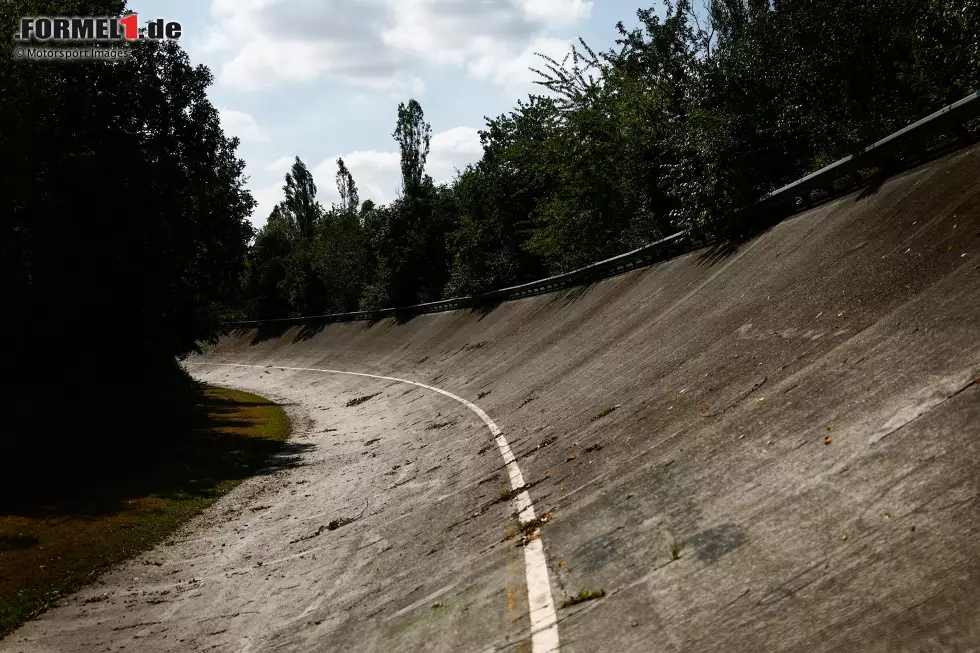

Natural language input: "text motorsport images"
[12,15,181,62]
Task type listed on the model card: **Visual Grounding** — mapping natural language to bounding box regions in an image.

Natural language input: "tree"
[243,203,297,318]
[283,157,323,238]
[393,99,432,197]
[2,0,256,474]
[358,99,450,308]
[335,158,359,215]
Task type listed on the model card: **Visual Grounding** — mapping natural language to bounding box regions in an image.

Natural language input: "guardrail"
[751,91,980,219]
[227,92,980,330]
[228,231,689,328]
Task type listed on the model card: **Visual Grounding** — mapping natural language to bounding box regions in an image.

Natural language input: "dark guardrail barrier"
[227,92,980,330]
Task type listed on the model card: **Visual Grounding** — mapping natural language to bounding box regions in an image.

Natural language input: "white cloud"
[430,126,482,157]
[313,149,402,207]
[249,181,285,228]
[517,0,592,23]
[307,125,482,208]
[218,108,269,143]
[469,36,575,95]
[203,0,590,92]
[264,156,294,172]
[429,126,482,183]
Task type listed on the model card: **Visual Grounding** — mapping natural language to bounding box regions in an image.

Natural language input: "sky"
[127,0,650,229]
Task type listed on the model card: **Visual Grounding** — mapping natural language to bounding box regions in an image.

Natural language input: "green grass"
[0,386,290,638]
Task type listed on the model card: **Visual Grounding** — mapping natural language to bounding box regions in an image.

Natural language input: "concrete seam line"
[191,361,561,653]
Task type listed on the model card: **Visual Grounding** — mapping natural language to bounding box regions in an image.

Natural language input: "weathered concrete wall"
[7,145,979,653]
[199,144,980,652]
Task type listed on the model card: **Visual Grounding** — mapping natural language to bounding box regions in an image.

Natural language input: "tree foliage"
[2,0,255,470]
[393,99,433,197]
[46,0,956,318]
[335,158,359,215]
[239,0,978,316]
[282,157,323,239]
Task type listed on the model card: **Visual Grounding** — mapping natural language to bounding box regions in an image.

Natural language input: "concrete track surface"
[6,146,980,653]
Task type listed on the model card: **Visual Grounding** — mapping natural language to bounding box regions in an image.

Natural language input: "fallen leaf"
[883,513,891,519]
[824,437,833,445]
[567,455,577,461]
[826,425,833,431]
[627,436,633,442]
[431,601,444,609]
[700,407,709,414]
[948,244,954,251]
[841,534,848,541]
[558,560,564,568]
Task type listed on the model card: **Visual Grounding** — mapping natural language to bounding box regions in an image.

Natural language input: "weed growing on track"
[345,393,380,408]
[425,421,455,430]
[561,588,606,608]
[326,500,369,531]
[593,404,621,420]
[497,484,531,503]
[666,532,683,560]
[503,513,554,545]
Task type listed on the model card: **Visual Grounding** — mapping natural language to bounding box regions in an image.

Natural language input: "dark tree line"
[2,0,256,475]
[241,0,980,318]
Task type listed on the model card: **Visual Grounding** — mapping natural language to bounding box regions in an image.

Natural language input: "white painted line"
[190,361,561,653]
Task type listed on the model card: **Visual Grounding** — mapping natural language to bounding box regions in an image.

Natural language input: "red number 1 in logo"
[119,14,138,39]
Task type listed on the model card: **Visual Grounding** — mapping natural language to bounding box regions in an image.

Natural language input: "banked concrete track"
[7,145,980,653]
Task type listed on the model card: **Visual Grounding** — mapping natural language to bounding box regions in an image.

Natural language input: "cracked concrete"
[3,145,979,652]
